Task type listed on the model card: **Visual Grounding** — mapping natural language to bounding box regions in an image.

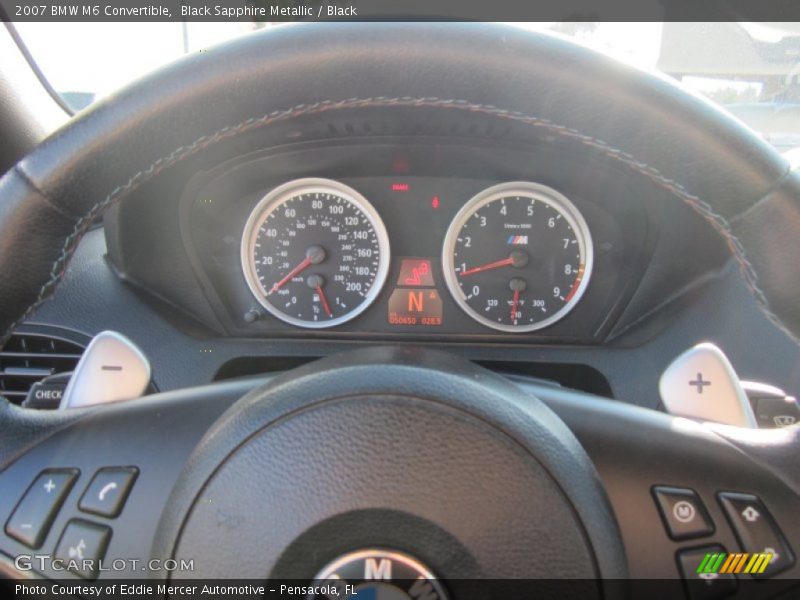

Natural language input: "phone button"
[79,467,138,518]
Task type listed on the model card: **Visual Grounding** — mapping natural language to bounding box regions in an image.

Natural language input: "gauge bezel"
[240,177,391,329]
[442,181,594,333]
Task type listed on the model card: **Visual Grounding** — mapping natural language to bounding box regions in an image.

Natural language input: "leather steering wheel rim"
[0,21,799,346]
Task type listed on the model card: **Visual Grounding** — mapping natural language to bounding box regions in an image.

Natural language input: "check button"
[79,467,138,518]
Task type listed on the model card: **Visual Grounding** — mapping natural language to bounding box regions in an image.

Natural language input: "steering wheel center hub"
[311,549,447,600]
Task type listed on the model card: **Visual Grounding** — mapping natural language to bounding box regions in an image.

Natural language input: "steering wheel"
[0,23,798,597]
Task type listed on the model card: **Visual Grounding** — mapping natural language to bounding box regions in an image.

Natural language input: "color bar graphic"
[697,552,773,575]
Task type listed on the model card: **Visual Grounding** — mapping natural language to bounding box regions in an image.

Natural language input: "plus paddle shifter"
[659,342,798,429]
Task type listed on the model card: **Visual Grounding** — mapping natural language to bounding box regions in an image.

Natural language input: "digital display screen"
[388,289,443,326]
[389,258,442,326]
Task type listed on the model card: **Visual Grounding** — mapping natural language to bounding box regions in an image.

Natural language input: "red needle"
[459,257,515,277]
[316,286,333,318]
[510,289,520,323]
[269,257,312,295]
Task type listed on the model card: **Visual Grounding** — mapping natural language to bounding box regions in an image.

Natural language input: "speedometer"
[241,178,390,328]
[442,182,593,333]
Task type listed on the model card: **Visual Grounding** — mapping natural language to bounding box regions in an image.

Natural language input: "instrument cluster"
[240,177,593,333]
[181,150,640,344]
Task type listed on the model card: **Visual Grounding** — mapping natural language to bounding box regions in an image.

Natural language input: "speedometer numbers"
[442,182,593,333]
[241,178,390,329]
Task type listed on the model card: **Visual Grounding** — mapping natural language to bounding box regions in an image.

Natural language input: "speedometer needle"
[268,246,327,295]
[269,257,312,295]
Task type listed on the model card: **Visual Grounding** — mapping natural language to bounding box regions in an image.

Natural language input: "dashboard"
[98,112,734,355]
[237,176,593,333]
[177,148,641,339]
[187,169,630,342]
[150,139,686,344]
[16,71,799,410]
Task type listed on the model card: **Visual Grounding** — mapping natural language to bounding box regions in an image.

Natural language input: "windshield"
[12,21,800,152]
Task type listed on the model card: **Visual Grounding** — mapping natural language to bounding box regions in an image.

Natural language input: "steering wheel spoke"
[1,349,797,596]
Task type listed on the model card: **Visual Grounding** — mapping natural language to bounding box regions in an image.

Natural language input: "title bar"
[4,0,800,23]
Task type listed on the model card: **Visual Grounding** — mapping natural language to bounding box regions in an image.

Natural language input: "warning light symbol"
[405,261,429,286]
[431,196,440,209]
[397,259,434,287]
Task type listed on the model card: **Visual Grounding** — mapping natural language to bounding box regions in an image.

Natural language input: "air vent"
[0,330,86,405]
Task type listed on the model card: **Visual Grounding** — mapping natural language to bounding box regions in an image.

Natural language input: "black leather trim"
[0,170,78,333]
[0,24,67,176]
[0,397,81,471]
[0,22,796,344]
[730,171,800,342]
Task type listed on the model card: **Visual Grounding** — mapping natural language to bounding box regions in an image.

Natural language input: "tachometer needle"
[459,251,529,277]
[459,257,515,277]
[269,257,312,295]
[316,285,333,318]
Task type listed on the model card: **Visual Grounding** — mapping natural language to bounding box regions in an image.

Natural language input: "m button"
[653,486,714,540]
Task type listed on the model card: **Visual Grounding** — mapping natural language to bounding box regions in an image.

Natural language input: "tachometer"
[442,182,593,332]
[241,178,390,328]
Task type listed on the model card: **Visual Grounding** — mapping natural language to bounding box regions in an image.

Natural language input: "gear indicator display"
[388,258,443,326]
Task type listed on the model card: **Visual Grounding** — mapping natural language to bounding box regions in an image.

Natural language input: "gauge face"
[442,182,593,333]
[241,178,390,328]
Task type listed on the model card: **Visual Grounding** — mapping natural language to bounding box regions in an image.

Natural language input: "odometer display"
[241,178,390,328]
[442,182,593,332]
